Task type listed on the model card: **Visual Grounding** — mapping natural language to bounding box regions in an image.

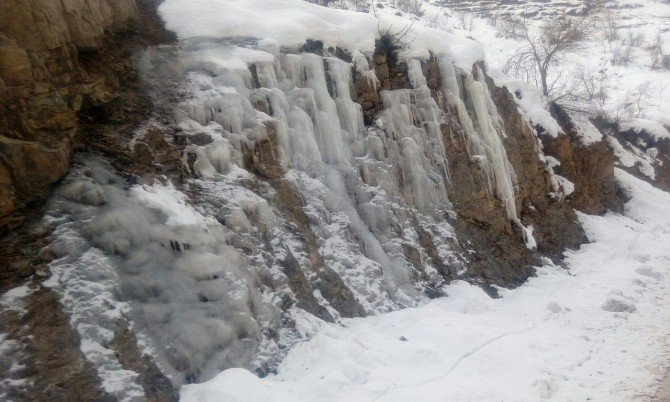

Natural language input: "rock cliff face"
[1,1,663,400]
[542,105,627,215]
[72,37,588,387]
[0,0,139,230]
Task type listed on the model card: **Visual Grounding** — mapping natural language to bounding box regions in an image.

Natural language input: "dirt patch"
[111,320,178,401]
[1,288,114,402]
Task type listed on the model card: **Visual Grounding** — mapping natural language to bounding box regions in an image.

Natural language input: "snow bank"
[487,71,563,138]
[620,118,670,141]
[159,0,483,68]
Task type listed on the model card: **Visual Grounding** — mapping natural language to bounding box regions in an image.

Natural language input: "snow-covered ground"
[182,169,670,401]
[418,0,670,127]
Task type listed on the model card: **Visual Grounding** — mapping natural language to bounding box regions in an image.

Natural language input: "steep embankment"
[0,1,180,400]
[1,0,665,400]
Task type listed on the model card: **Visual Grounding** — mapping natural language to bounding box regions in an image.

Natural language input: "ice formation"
[45,160,279,390]
[439,58,519,220]
[37,0,550,390]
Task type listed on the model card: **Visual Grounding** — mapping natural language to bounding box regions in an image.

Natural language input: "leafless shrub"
[349,0,371,12]
[647,31,667,69]
[391,0,424,17]
[378,22,417,51]
[611,81,653,122]
[603,18,619,45]
[306,0,369,11]
[611,44,632,66]
[555,68,610,116]
[305,0,334,6]
[425,11,451,32]
[454,11,474,31]
[487,13,500,28]
[503,15,594,97]
[624,30,644,47]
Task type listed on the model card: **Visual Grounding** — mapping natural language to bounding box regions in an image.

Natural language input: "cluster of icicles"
[177,42,521,285]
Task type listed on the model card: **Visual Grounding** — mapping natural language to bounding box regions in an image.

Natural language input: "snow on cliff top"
[159,0,484,68]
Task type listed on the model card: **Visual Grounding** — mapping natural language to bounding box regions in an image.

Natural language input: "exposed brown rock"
[0,0,180,233]
[111,320,178,402]
[269,178,366,318]
[0,0,139,232]
[597,118,670,193]
[373,37,410,91]
[488,78,586,258]
[412,59,583,289]
[243,122,285,179]
[544,105,626,214]
[0,288,114,402]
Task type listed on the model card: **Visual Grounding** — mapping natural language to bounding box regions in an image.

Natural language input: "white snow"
[182,170,670,401]
[448,0,670,127]
[159,0,484,69]
[569,111,604,146]
[620,118,670,141]
[490,72,564,138]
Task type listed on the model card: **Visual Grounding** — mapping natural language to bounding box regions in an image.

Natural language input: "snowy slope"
[182,169,670,401]
[418,0,670,127]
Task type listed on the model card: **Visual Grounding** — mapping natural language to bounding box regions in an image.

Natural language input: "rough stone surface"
[0,0,139,231]
[0,1,183,400]
[543,105,626,215]
[599,119,670,193]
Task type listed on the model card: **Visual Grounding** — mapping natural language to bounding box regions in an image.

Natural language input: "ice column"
[280,53,352,165]
[439,57,519,221]
[326,57,366,156]
[378,59,450,212]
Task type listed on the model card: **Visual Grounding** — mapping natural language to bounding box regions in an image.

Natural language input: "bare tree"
[454,11,474,31]
[503,15,595,97]
[648,31,667,70]
[391,0,424,17]
[555,67,610,116]
[425,11,451,32]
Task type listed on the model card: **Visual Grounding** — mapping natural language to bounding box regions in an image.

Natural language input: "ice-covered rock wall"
[14,1,593,396]
[37,32,590,392]
[4,1,652,400]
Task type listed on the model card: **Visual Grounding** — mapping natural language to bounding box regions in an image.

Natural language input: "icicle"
[474,66,505,137]
[251,87,323,171]
[377,59,450,213]
[280,53,352,165]
[326,57,366,156]
[465,75,518,220]
[352,50,380,91]
[323,167,411,291]
[438,55,461,97]
[438,56,519,221]
[255,61,279,89]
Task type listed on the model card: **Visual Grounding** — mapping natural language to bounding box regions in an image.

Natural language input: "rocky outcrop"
[359,52,584,289]
[595,118,670,194]
[0,1,183,400]
[542,105,626,215]
[0,3,646,395]
[0,0,139,230]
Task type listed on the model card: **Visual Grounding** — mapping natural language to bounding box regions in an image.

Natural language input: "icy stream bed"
[182,169,670,401]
